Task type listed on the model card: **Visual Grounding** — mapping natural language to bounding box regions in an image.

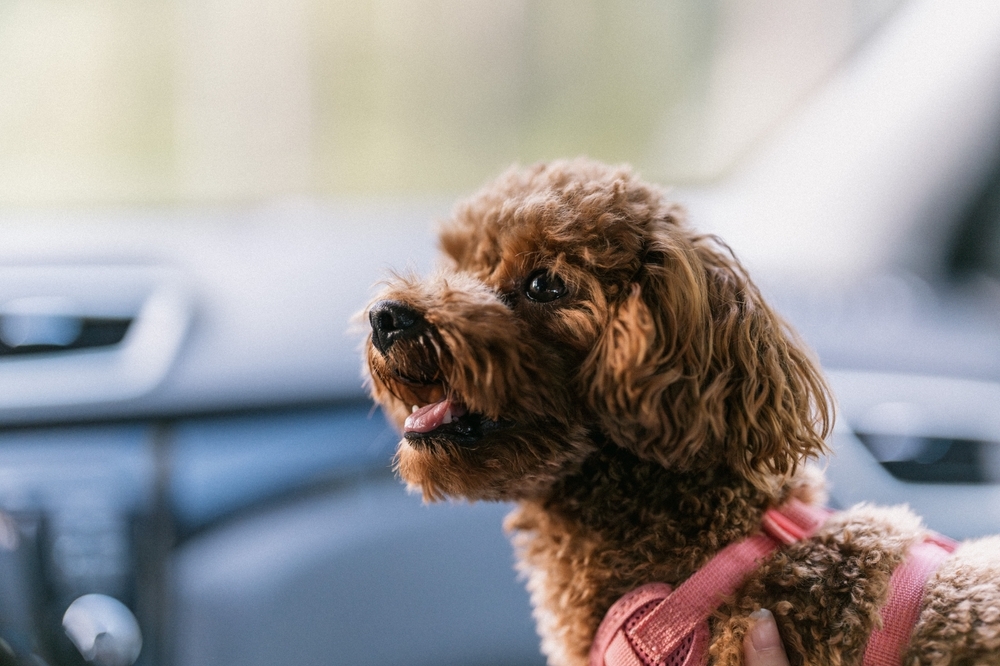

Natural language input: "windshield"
[0,0,904,207]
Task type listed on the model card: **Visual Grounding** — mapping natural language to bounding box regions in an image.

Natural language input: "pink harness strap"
[862,536,956,666]
[591,499,956,666]
[590,499,829,666]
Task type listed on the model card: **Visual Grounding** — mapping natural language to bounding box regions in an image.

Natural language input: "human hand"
[744,609,790,666]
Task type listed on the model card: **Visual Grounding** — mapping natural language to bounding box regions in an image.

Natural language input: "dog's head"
[364,159,831,501]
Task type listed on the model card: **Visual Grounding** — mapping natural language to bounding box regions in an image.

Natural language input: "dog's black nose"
[369,300,425,354]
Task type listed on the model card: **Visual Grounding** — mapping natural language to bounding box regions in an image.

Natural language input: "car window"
[0,0,905,206]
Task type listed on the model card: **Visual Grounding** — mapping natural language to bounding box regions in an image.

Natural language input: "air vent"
[855,432,1000,484]
[0,315,132,356]
[0,265,191,412]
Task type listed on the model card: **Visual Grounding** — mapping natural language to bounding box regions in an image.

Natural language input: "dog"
[363,159,1000,666]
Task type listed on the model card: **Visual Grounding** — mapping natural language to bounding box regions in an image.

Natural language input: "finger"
[744,608,790,666]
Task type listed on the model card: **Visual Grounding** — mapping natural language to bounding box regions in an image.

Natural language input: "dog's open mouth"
[402,394,511,445]
[376,342,513,445]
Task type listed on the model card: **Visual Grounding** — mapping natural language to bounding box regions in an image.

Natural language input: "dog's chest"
[505,452,774,666]
[508,461,922,666]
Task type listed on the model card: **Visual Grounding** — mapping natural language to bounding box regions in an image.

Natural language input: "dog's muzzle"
[369,300,426,354]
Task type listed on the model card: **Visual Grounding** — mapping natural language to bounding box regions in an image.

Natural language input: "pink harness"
[589,500,956,666]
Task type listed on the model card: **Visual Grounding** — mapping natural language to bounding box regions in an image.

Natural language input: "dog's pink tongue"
[404,399,465,433]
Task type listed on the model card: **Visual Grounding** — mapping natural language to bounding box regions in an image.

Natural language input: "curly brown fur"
[362,159,1000,666]
[712,505,926,666]
[906,537,1000,666]
[506,444,776,665]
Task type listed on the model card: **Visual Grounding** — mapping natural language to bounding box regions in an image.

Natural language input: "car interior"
[0,1,998,665]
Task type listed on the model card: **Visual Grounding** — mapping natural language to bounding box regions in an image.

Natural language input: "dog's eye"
[524,270,567,303]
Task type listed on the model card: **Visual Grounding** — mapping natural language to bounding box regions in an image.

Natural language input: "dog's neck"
[535,441,787,584]
[506,438,823,666]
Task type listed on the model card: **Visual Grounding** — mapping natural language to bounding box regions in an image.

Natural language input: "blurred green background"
[0,0,903,206]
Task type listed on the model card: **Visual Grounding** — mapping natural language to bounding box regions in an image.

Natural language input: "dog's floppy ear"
[583,220,831,488]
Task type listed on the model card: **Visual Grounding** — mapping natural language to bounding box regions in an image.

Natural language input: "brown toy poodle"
[363,159,1000,666]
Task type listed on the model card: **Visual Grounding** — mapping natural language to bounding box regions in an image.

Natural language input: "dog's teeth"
[443,409,453,425]
[411,405,419,413]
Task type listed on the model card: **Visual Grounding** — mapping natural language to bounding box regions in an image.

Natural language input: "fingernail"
[749,608,782,651]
